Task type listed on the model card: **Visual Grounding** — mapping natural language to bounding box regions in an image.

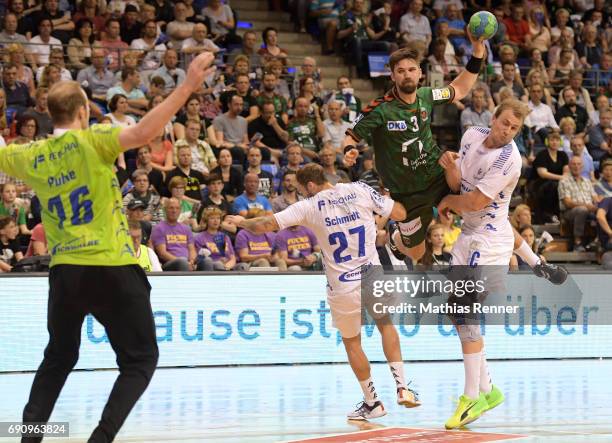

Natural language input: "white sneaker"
[397,386,421,408]
[347,400,387,420]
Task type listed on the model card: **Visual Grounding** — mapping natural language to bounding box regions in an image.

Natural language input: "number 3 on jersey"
[401,117,422,166]
[48,185,94,229]
[328,225,365,264]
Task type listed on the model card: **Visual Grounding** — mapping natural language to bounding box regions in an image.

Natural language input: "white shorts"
[327,289,362,339]
[450,231,514,266]
[450,231,513,295]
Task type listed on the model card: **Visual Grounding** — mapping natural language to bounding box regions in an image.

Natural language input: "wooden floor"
[1,360,611,442]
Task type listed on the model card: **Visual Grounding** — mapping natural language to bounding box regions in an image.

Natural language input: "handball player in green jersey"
[342,40,568,284]
[343,32,486,262]
[0,52,216,442]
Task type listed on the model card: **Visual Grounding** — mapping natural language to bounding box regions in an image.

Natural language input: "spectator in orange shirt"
[503,4,530,53]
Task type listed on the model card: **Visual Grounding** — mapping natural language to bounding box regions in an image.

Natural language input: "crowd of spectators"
[0,0,611,272]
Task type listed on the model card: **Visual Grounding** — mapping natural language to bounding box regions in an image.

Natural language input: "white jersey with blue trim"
[457,127,522,235]
[274,182,394,294]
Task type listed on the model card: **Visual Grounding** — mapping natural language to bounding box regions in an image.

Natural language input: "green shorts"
[391,175,450,248]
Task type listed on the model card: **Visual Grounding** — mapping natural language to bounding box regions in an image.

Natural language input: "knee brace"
[456,324,482,343]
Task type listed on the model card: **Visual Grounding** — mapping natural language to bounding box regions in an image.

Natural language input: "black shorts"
[390,174,450,247]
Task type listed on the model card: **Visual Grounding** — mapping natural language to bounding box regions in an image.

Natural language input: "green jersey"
[0,124,137,267]
[288,117,319,152]
[348,86,455,194]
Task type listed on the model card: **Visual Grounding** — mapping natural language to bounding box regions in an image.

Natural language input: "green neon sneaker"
[445,393,488,429]
[483,384,505,412]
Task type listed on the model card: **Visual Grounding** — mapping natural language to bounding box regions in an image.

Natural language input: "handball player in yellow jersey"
[0,52,216,443]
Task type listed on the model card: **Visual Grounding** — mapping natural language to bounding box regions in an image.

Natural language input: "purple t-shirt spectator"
[275,226,318,258]
[151,221,194,259]
[234,230,276,259]
[194,231,235,261]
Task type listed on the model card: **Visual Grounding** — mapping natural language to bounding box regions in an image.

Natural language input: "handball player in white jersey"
[437,99,538,429]
[227,163,421,420]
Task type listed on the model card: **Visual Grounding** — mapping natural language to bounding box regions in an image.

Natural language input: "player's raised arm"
[226,215,280,234]
[118,52,216,151]
[438,151,461,192]
[448,29,485,103]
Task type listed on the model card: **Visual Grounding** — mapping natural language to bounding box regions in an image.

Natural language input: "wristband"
[343,144,356,154]
[466,55,484,74]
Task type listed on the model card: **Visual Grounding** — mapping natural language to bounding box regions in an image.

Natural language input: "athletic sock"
[359,377,378,405]
[514,240,541,268]
[463,352,481,400]
[479,350,492,394]
[389,361,407,390]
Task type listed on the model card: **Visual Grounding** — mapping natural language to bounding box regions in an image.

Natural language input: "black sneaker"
[347,400,387,420]
[388,222,407,261]
[533,262,568,285]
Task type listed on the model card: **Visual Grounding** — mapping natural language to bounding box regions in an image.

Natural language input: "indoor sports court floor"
[2,359,612,442]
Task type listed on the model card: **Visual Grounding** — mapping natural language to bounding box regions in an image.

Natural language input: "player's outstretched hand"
[466,27,486,57]
[438,151,459,170]
[184,52,216,92]
[343,148,360,167]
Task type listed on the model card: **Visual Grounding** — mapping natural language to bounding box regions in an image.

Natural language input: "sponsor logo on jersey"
[338,263,372,282]
[398,217,422,236]
[473,167,485,180]
[432,87,451,101]
[317,200,326,211]
[326,193,357,206]
[325,211,361,226]
[387,120,407,131]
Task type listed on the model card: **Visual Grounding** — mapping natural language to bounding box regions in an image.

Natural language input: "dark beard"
[397,81,417,94]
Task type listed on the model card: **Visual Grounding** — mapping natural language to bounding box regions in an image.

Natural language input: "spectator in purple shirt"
[195,207,247,271]
[151,198,196,271]
[275,225,322,270]
[235,208,287,270]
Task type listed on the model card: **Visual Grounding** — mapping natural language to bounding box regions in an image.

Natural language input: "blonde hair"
[47,81,88,126]
[201,207,224,227]
[494,98,531,121]
[559,116,576,132]
[168,176,187,192]
[510,204,531,230]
